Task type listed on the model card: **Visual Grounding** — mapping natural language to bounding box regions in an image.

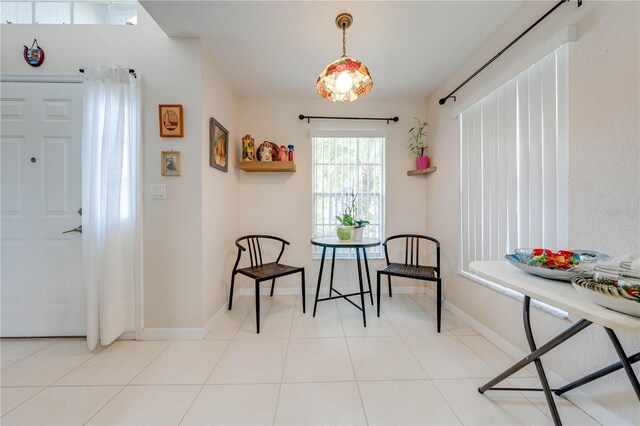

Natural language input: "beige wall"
[425,1,639,422]
[200,45,240,324]
[0,5,239,330]
[235,98,430,294]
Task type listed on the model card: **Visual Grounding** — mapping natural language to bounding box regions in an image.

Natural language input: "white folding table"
[470,261,640,426]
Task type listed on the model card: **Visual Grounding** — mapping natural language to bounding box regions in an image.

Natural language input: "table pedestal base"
[313,246,374,327]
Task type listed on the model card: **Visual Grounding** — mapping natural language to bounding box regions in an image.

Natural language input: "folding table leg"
[478,318,591,394]
[555,351,640,396]
[605,327,640,400]
[522,296,562,426]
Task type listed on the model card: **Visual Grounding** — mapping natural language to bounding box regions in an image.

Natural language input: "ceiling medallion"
[316,13,372,102]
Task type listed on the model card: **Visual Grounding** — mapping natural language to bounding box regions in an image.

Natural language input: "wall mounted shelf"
[238,161,296,173]
[407,166,437,176]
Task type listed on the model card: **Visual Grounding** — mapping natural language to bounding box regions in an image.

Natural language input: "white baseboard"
[117,331,136,341]
[140,300,231,341]
[202,301,231,338]
[140,327,203,341]
[443,299,630,426]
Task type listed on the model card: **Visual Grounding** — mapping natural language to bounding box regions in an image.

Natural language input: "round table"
[310,237,381,327]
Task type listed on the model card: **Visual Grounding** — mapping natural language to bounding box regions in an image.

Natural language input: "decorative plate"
[572,277,640,318]
[505,249,609,282]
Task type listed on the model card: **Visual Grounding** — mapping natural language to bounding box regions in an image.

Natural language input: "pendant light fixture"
[316,13,373,102]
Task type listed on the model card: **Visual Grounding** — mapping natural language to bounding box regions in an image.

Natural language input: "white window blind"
[0,1,137,25]
[312,132,385,259]
[460,44,568,272]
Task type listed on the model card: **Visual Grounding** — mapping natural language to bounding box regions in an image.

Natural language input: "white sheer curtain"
[82,65,141,349]
[460,44,568,272]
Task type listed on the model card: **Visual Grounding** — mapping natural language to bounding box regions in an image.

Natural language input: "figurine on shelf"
[288,145,295,161]
[257,141,278,161]
[277,145,289,162]
[242,134,255,161]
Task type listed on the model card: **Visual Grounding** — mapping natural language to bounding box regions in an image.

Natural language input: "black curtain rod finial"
[79,67,137,78]
[439,95,456,106]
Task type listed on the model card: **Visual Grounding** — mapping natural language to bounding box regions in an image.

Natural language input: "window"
[460,44,568,273]
[0,1,137,25]
[312,131,385,258]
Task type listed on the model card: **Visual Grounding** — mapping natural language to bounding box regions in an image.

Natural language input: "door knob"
[62,225,82,234]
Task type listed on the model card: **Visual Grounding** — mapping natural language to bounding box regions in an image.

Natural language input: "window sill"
[457,270,569,320]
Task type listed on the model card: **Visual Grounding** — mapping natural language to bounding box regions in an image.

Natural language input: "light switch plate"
[150,184,166,199]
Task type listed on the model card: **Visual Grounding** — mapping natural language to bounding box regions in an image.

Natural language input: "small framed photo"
[161,150,181,176]
[159,104,184,137]
[209,117,228,172]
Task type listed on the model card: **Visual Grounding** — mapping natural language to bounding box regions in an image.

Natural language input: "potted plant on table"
[353,219,371,242]
[336,213,355,241]
[408,118,430,170]
[336,192,371,242]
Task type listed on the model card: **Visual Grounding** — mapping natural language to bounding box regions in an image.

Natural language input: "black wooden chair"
[376,234,442,332]
[228,235,305,333]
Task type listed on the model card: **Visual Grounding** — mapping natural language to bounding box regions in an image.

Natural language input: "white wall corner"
[202,301,231,338]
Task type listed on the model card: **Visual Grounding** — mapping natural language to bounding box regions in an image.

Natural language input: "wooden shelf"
[238,161,296,173]
[407,166,437,176]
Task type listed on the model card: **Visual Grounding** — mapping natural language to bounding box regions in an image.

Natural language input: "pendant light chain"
[317,13,373,102]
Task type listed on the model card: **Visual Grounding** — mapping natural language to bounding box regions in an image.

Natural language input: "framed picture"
[159,104,184,137]
[209,117,228,172]
[161,150,181,176]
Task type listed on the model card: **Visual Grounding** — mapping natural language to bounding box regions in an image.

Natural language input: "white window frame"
[0,1,137,25]
[458,44,571,319]
[311,130,386,259]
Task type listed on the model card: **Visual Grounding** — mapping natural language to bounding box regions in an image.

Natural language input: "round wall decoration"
[23,39,45,67]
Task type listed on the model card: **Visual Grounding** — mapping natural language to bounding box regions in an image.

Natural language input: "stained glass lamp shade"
[317,13,373,102]
[316,57,372,102]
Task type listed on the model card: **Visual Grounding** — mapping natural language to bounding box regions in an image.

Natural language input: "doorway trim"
[1,73,144,341]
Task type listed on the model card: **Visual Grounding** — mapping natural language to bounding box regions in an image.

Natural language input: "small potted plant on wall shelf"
[409,118,430,170]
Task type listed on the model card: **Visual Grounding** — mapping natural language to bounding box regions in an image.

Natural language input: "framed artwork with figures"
[209,117,228,172]
[161,151,181,176]
[159,104,184,137]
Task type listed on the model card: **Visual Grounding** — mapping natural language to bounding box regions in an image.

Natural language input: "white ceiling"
[140,1,521,100]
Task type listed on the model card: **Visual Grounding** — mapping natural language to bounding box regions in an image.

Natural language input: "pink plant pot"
[416,156,429,169]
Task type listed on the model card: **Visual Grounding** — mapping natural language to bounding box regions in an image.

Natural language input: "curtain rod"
[299,114,399,124]
[439,0,581,106]
[79,68,137,78]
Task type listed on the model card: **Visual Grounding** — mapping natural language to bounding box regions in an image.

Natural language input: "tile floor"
[1,295,601,425]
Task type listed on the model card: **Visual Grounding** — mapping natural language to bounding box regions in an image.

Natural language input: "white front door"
[1,81,85,337]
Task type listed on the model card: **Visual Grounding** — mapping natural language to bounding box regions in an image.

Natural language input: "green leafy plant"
[408,118,430,158]
[336,192,371,228]
[336,213,354,226]
[354,219,370,229]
